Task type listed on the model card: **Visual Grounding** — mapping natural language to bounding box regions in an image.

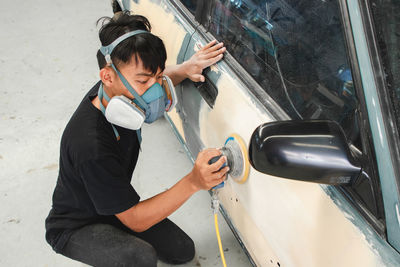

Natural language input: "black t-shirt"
[45,81,141,252]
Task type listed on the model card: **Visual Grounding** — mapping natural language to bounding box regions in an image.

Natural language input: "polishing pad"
[222,133,250,184]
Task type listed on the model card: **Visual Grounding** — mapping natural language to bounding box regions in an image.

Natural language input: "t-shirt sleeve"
[78,157,140,215]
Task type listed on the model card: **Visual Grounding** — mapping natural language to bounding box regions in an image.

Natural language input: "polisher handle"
[208,155,226,189]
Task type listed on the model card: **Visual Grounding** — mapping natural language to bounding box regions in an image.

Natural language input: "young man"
[45,12,227,266]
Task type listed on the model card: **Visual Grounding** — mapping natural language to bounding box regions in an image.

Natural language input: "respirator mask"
[98,30,177,140]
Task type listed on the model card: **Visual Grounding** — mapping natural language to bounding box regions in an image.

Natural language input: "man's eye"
[137,80,148,84]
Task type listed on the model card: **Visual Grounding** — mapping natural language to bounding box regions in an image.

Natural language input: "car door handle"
[193,67,218,108]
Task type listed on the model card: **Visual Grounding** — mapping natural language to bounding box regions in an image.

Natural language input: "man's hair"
[96,11,167,74]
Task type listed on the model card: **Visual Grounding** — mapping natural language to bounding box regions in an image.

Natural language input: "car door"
[116,0,400,266]
[175,0,400,266]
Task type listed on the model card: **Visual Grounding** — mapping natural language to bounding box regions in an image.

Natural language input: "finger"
[200,148,221,160]
[201,40,217,51]
[214,166,229,179]
[211,171,228,184]
[203,47,226,60]
[204,54,224,67]
[208,166,228,181]
[209,155,227,172]
[203,41,224,53]
[201,149,222,165]
[189,74,205,82]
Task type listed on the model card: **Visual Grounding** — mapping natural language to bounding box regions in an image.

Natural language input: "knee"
[120,242,157,267]
[179,235,195,263]
[164,234,195,264]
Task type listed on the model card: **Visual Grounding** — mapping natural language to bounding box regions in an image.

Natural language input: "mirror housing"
[249,120,361,185]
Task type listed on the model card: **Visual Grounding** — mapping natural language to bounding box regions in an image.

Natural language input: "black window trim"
[169,0,200,29]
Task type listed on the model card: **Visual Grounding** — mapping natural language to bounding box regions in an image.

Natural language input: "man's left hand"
[183,40,226,82]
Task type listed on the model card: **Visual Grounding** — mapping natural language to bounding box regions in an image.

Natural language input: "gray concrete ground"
[0,0,251,266]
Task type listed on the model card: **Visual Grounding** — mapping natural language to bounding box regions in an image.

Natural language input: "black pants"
[60,218,195,267]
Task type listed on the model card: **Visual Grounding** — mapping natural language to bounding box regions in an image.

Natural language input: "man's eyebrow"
[135,70,163,77]
[135,72,153,77]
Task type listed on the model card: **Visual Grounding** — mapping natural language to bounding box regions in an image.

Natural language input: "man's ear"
[99,66,115,87]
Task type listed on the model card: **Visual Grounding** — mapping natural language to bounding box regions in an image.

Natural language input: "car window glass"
[370,0,400,137]
[209,0,360,145]
[181,0,197,15]
[207,0,387,227]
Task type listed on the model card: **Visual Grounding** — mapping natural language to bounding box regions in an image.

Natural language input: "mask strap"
[98,84,120,140]
[98,29,149,144]
[98,84,142,144]
[109,65,145,144]
[100,30,148,64]
[101,87,111,103]
[137,129,142,144]
[110,64,149,110]
[99,29,151,111]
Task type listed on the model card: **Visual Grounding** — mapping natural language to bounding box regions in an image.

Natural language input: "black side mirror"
[248,120,361,185]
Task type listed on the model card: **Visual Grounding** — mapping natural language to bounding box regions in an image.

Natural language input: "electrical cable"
[211,189,227,267]
[214,213,227,267]
[265,3,303,119]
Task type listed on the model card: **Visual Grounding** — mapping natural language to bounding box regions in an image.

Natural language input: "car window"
[207,0,385,229]
[209,0,360,145]
[369,0,400,137]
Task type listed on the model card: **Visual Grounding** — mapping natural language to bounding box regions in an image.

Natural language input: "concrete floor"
[0,0,251,266]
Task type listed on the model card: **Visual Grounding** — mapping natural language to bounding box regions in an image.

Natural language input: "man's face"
[114,55,164,100]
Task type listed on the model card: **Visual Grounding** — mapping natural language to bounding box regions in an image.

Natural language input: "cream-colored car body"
[117,0,400,266]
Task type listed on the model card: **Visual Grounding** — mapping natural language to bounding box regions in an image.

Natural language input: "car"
[113,0,400,266]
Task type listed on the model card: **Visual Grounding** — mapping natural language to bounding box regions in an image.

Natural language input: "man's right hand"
[116,148,228,232]
[188,148,229,191]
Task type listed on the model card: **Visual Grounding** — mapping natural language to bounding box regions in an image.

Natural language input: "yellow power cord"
[214,213,227,267]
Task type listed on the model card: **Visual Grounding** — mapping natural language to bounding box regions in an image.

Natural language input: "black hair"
[96,11,167,74]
